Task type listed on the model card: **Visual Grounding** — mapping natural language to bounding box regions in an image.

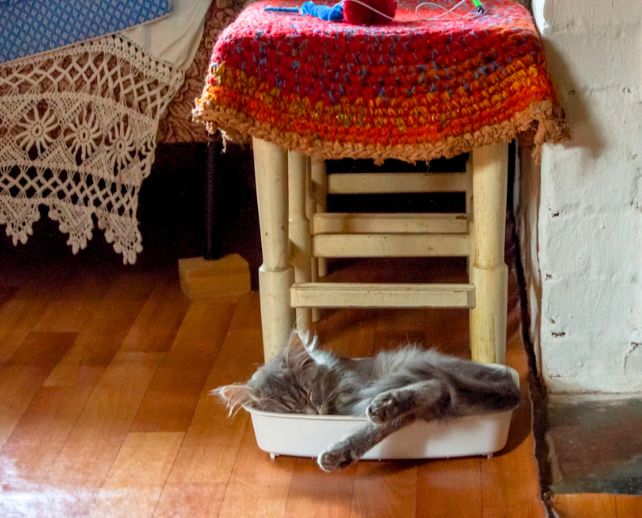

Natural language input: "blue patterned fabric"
[0,0,171,63]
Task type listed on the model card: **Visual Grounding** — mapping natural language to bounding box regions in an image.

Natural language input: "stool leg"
[305,157,321,323]
[465,154,475,282]
[289,151,312,331]
[470,143,508,364]
[311,158,328,278]
[253,138,294,361]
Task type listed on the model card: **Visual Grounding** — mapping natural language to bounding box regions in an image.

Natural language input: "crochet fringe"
[193,98,569,163]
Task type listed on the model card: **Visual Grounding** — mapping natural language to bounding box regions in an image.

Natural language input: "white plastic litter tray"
[245,364,519,460]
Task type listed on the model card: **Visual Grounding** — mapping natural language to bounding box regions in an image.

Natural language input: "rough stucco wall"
[520,0,642,393]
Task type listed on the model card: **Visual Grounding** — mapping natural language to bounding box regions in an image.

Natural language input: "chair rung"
[328,172,468,194]
[291,283,475,308]
[312,234,470,258]
[312,213,468,235]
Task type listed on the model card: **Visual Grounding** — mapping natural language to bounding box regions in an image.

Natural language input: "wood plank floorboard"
[0,332,76,448]
[1,385,94,478]
[43,273,159,388]
[284,457,355,518]
[0,291,52,363]
[120,278,190,353]
[89,431,184,517]
[0,256,639,517]
[553,493,618,518]
[615,494,642,518]
[552,492,642,518]
[351,462,418,518]
[43,352,163,515]
[130,299,236,434]
[34,268,112,334]
[217,421,296,518]
[153,326,261,518]
[416,457,482,518]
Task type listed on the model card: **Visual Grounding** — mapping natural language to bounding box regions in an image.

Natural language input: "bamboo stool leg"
[253,138,295,361]
[305,157,322,323]
[470,143,508,364]
[288,151,312,331]
[465,154,475,282]
[310,157,328,278]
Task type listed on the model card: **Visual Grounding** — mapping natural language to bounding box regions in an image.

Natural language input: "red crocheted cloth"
[194,0,568,161]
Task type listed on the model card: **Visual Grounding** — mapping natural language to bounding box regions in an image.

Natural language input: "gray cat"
[213,332,520,472]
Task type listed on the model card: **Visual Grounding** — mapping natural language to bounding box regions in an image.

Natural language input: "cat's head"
[212,332,339,415]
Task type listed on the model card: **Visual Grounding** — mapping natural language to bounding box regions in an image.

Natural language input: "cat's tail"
[447,366,521,416]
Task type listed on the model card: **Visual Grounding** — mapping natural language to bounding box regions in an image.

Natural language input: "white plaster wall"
[520,0,642,393]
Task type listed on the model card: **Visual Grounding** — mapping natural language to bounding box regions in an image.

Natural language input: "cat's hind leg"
[366,379,450,425]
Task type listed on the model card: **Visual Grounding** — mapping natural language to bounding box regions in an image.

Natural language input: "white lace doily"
[0,34,184,264]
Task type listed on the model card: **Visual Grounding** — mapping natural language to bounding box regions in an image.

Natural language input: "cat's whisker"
[211,384,259,416]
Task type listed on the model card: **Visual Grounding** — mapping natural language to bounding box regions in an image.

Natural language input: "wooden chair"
[253,138,508,365]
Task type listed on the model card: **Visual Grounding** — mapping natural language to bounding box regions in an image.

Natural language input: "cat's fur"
[213,332,520,472]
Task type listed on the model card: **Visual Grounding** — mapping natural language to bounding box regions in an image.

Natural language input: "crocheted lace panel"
[0,34,184,264]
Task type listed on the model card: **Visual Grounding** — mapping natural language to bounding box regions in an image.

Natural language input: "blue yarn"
[301,2,344,21]
[264,6,300,13]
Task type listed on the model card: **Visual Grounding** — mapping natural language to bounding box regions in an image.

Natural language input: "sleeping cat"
[213,332,520,472]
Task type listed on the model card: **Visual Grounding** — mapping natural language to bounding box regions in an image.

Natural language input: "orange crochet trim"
[195,97,567,162]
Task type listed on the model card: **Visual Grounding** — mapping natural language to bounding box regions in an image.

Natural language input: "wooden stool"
[253,137,508,364]
[193,2,566,366]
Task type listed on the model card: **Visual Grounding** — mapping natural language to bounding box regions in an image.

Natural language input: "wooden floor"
[0,253,638,517]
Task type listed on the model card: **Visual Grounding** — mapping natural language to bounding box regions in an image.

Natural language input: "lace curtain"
[0,35,183,264]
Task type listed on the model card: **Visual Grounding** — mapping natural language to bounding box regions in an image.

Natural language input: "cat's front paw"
[317,447,356,472]
[367,392,402,424]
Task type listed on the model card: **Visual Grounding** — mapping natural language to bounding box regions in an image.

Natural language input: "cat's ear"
[287,330,309,351]
[210,384,256,415]
[287,331,335,370]
[286,331,315,370]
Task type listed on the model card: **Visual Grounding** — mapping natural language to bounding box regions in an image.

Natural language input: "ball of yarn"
[343,0,397,25]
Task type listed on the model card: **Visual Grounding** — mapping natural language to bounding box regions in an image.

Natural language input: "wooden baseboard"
[178,254,251,299]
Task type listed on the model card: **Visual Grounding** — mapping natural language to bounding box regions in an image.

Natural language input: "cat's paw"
[317,447,356,472]
[367,392,402,424]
